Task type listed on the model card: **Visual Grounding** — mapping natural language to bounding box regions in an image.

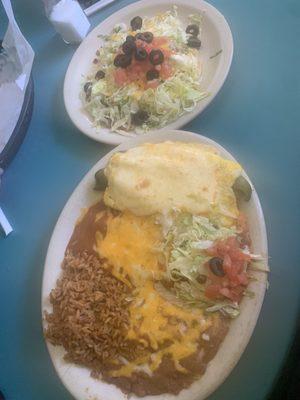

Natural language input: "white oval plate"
[42,130,268,400]
[64,0,233,145]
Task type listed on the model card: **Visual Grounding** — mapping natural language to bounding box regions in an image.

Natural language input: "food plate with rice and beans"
[63,0,233,144]
[42,130,269,400]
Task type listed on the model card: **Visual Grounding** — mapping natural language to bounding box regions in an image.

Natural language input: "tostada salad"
[82,8,207,135]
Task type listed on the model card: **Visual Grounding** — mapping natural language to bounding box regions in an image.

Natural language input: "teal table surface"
[0,0,300,399]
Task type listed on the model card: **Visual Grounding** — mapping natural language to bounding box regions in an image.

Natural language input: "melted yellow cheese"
[96,211,164,286]
[112,280,212,378]
[103,142,242,227]
[95,211,213,377]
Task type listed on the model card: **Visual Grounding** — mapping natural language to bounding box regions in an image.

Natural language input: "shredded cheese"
[95,211,213,377]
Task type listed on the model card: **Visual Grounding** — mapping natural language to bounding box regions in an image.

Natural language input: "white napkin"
[0,0,34,236]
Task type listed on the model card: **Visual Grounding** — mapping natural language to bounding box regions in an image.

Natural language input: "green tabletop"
[0,0,300,399]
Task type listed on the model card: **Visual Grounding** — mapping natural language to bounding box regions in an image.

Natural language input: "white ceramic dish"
[42,130,268,400]
[64,0,234,145]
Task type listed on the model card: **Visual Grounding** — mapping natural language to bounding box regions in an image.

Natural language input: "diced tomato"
[222,254,238,281]
[223,253,232,270]
[236,272,249,286]
[114,68,128,86]
[204,235,251,303]
[230,285,245,302]
[206,284,243,303]
[208,236,250,262]
[205,284,223,300]
[162,48,173,58]
[160,61,173,79]
[144,43,155,54]
[126,64,141,82]
[219,287,235,301]
[152,36,169,47]
[145,80,160,89]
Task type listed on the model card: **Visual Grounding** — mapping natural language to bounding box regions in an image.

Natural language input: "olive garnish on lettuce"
[130,16,143,31]
[149,49,164,65]
[83,82,92,93]
[131,110,149,125]
[187,36,201,49]
[126,35,136,43]
[135,48,148,61]
[209,257,225,277]
[186,24,199,36]
[95,70,105,80]
[135,32,154,43]
[146,69,159,81]
[122,40,136,55]
[114,53,132,68]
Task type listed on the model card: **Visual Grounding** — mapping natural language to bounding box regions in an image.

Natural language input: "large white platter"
[64,0,233,145]
[42,130,268,400]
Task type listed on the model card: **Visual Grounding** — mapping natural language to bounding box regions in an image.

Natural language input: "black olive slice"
[122,40,136,55]
[135,32,145,41]
[95,70,105,80]
[126,35,136,43]
[186,24,200,36]
[135,32,154,43]
[84,82,92,93]
[146,69,159,81]
[149,49,164,65]
[143,32,154,43]
[131,110,149,126]
[131,16,143,31]
[209,257,225,277]
[135,48,148,61]
[114,54,132,68]
[187,36,201,49]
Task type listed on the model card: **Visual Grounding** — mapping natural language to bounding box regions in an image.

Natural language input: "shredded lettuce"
[157,212,243,318]
[155,280,241,319]
[189,13,203,26]
[165,213,236,282]
[142,6,187,46]
[248,261,270,272]
[206,302,240,318]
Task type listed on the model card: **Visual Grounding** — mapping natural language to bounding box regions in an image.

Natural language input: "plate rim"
[63,0,234,145]
[41,129,268,400]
